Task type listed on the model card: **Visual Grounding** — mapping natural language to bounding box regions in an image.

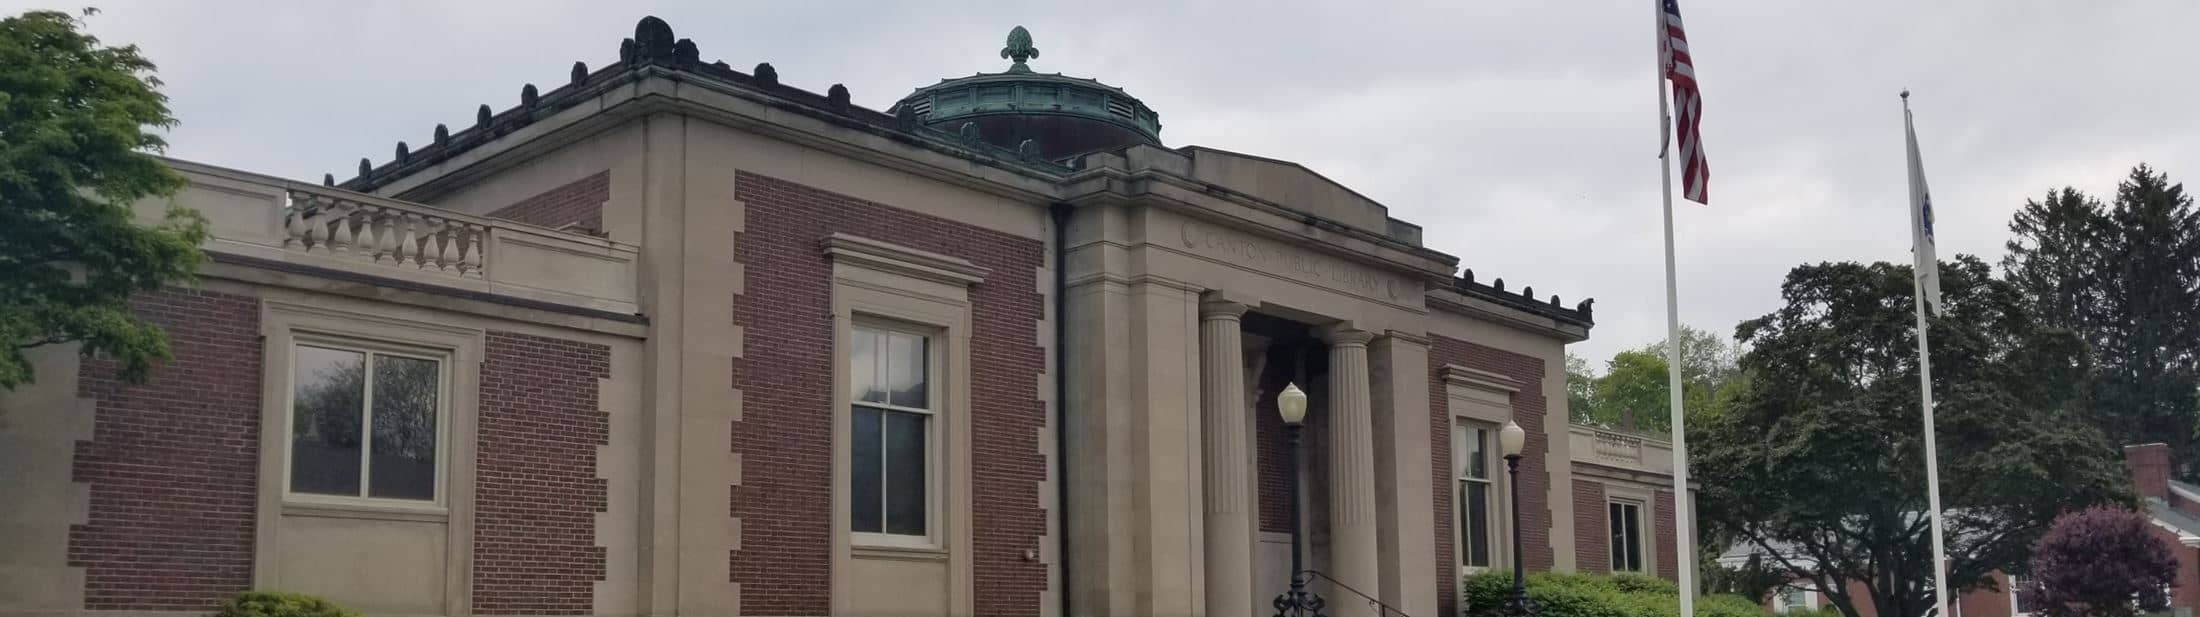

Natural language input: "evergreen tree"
[2002,166,2200,477]
[2095,166,2200,473]
[2002,187,2106,342]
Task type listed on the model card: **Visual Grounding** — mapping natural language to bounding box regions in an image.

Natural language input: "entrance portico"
[1060,145,1455,617]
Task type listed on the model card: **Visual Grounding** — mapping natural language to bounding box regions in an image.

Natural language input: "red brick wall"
[1574,479,1608,575]
[1431,335,1551,617]
[69,288,262,611]
[486,171,609,235]
[472,331,611,614]
[1255,345,1294,534]
[731,171,1048,616]
[1654,490,1678,582]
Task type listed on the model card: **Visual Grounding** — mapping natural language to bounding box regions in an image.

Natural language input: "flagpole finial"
[1900,89,1910,100]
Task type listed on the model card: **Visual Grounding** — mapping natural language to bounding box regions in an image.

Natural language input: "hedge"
[1462,571,1774,617]
[210,591,360,617]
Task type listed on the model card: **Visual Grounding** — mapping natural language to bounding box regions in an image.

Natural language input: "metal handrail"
[1287,569,1418,617]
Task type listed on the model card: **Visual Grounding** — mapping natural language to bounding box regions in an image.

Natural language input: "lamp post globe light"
[1272,383,1326,617]
[1499,419,1533,617]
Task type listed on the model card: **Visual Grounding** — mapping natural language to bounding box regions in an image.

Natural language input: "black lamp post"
[1272,382,1325,617]
[1499,419,1532,617]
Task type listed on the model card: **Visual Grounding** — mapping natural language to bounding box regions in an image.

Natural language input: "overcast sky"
[23,0,2198,366]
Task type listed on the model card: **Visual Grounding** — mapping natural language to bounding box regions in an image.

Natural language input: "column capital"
[1199,300,1249,320]
[1318,323,1374,346]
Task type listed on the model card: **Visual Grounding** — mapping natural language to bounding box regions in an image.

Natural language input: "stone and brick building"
[0,18,1691,617]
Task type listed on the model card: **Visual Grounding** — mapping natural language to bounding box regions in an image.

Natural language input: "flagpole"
[1655,0,1697,614]
[1904,91,1953,617]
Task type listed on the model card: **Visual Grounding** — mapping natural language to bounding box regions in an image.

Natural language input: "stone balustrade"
[1568,423,1674,474]
[283,189,489,276]
[148,158,641,317]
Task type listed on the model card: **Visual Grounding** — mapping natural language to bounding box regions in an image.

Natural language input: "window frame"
[1454,420,1501,574]
[1773,583,1820,614]
[281,334,454,509]
[2008,574,2029,617]
[847,319,944,549]
[1608,498,1647,573]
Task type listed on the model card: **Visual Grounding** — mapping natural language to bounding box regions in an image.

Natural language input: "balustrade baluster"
[331,206,357,256]
[392,213,417,268]
[461,225,485,276]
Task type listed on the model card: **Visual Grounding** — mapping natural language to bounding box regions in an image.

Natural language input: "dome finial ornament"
[1001,26,1039,73]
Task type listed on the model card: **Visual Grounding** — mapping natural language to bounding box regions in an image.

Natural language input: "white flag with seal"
[1905,103,1943,316]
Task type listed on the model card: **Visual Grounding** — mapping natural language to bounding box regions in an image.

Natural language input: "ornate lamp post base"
[1272,570,1328,617]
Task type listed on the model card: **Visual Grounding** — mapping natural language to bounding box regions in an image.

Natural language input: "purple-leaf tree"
[2019,506,2180,617]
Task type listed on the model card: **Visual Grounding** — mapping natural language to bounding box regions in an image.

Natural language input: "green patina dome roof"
[891,26,1162,160]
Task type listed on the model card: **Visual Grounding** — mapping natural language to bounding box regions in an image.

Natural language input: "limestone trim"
[254,300,484,617]
[827,256,976,617]
[1441,364,1523,394]
[821,233,989,287]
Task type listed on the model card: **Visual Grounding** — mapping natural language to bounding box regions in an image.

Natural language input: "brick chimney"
[2127,443,2172,500]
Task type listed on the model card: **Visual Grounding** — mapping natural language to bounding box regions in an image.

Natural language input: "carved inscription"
[1178,221,1406,301]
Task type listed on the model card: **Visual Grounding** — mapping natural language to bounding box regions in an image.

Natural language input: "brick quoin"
[731,171,1048,616]
[1574,479,1609,575]
[69,288,261,611]
[486,171,609,234]
[1430,335,1550,617]
[472,331,611,615]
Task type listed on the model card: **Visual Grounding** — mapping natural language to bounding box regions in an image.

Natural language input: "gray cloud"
[41,0,2200,364]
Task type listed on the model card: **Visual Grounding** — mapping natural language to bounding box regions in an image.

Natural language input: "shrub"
[2021,506,2180,617]
[210,591,359,617]
[1462,571,1768,617]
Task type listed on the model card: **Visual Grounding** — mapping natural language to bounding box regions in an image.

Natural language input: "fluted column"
[1322,325,1381,617]
[1200,300,1255,617]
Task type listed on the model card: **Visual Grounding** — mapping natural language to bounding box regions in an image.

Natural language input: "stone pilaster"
[1200,300,1254,617]
[1321,325,1380,617]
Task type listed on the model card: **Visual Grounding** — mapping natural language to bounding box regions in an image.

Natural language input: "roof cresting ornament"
[1001,26,1039,73]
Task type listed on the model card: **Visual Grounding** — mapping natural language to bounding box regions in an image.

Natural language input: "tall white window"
[1609,500,1645,573]
[849,324,935,543]
[1455,422,1496,571]
[288,342,444,502]
[2009,575,2030,617]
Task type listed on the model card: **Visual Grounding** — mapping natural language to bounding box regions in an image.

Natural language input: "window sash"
[849,323,939,546]
[1455,422,1500,571]
[1459,477,1493,568]
[286,340,446,505]
[1609,501,1644,572]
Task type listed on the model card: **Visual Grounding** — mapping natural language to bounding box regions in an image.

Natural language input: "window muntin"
[288,342,443,503]
[849,325,935,542]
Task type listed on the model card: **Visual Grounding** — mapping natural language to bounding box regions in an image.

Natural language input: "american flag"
[1662,0,1709,204]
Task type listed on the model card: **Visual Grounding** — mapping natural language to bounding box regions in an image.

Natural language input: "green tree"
[2001,167,2200,478]
[1566,352,1598,424]
[1696,257,2130,617]
[2093,166,2200,475]
[2002,187,2106,339]
[1573,325,1743,433]
[0,9,203,390]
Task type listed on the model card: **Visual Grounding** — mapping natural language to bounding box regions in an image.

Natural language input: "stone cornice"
[1428,288,1591,343]
[821,233,988,286]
